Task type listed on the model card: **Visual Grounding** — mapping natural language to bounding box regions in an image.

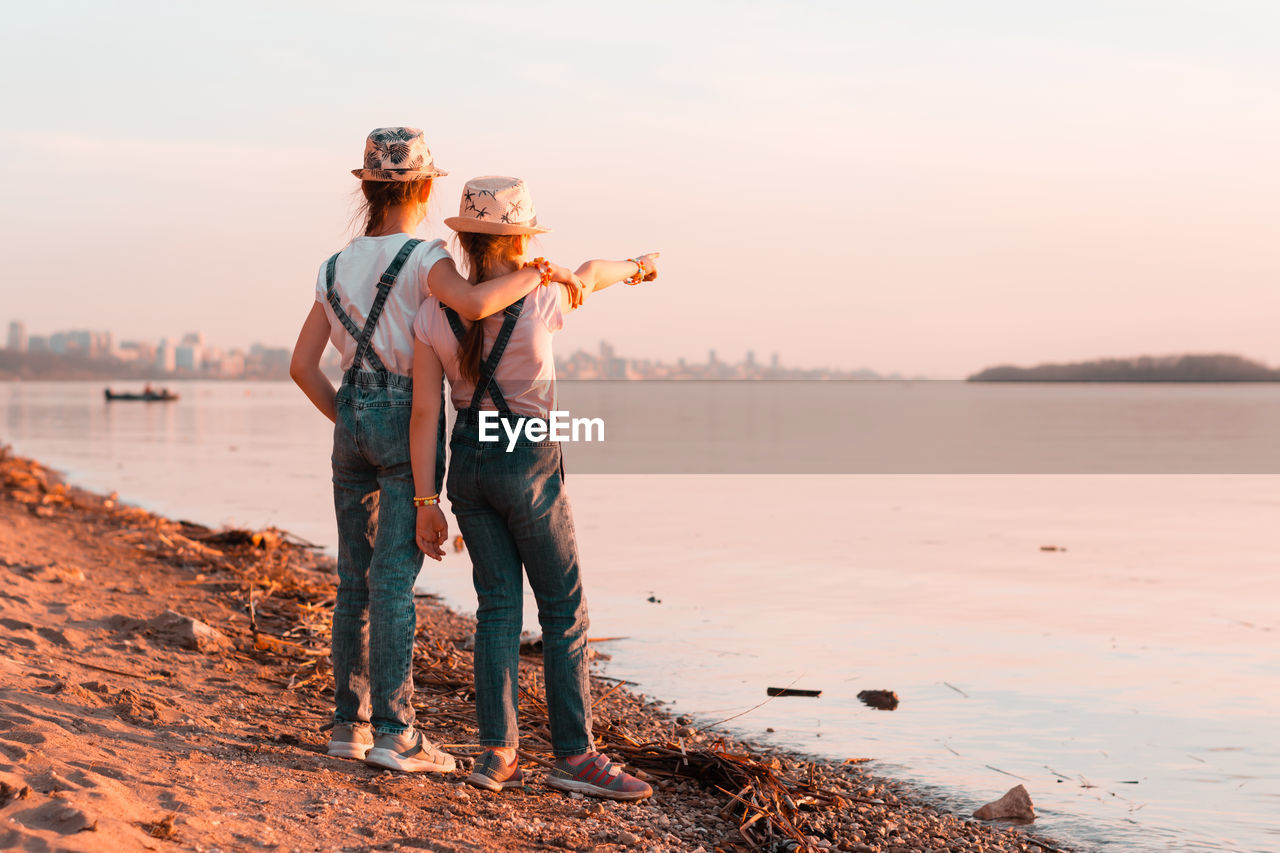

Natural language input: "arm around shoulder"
[428,256,589,321]
[427,258,543,322]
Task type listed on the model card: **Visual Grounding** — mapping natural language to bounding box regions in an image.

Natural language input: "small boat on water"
[104,387,179,402]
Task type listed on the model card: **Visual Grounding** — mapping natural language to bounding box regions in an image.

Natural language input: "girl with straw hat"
[290,130,586,773]
[409,175,659,799]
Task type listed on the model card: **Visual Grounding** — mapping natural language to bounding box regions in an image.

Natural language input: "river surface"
[3,380,1277,852]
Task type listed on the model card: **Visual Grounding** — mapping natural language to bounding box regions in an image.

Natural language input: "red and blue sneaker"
[545,752,652,801]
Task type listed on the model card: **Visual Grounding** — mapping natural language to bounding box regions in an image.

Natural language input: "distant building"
[45,329,111,358]
[247,343,291,378]
[117,340,156,363]
[175,344,202,371]
[213,350,246,377]
[28,335,48,353]
[746,350,755,367]
[6,321,26,352]
[67,331,92,354]
[597,340,626,379]
[156,338,176,372]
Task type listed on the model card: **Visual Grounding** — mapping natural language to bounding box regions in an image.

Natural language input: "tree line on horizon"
[968,353,1280,382]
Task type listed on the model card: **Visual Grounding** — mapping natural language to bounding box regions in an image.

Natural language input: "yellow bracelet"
[413,495,440,507]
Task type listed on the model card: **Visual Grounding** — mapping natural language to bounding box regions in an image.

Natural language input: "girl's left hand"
[416,505,449,560]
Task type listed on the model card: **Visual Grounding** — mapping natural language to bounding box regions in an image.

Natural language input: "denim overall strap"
[324,253,367,347]
[348,238,423,372]
[471,298,525,413]
[441,296,526,414]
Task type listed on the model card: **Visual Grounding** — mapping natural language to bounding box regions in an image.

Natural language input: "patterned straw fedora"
[444,176,550,235]
[351,127,448,181]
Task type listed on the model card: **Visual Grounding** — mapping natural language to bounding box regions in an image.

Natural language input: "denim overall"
[441,299,593,757]
[326,238,444,735]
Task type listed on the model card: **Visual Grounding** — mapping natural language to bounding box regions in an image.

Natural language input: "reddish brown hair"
[454,232,529,384]
[356,179,432,236]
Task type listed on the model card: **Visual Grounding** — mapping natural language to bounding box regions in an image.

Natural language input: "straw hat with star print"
[445,176,551,236]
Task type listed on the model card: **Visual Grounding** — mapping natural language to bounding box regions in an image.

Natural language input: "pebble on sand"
[146,609,234,654]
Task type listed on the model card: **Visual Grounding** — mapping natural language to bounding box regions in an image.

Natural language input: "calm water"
[3,381,1278,852]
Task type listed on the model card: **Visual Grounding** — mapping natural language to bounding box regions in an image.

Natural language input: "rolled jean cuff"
[479,738,520,748]
[374,724,409,736]
[552,744,592,758]
[333,716,372,728]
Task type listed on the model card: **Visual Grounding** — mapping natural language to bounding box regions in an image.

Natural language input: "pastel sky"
[2,1,1277,377]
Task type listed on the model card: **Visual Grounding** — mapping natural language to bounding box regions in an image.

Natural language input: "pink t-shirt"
[412,283,564,417]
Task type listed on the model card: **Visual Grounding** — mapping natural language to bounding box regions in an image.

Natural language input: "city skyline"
[0,316,892,379]
[3,319,291,379]
[4,3,1278,378]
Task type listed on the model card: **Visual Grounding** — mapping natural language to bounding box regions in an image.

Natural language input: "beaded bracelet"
[623,258,646,286]
[413,494,440,507]
[524,257,553,287]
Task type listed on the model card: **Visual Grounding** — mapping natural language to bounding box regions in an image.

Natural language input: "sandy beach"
[0,447,1072,853]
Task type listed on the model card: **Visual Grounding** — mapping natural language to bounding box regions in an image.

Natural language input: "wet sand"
[0,448,1073,852]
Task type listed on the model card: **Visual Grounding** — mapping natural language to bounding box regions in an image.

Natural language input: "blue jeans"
[330,370,426,735]
[446,410,592,757]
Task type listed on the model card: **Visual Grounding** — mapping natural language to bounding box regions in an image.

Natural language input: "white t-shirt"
[413,283,564,417]
[314,235,451,376]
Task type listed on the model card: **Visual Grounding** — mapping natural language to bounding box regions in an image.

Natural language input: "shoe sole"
[365,747,456,773]
[465,772,524,792]
[545,776,653,801]
[327,743,372,760]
